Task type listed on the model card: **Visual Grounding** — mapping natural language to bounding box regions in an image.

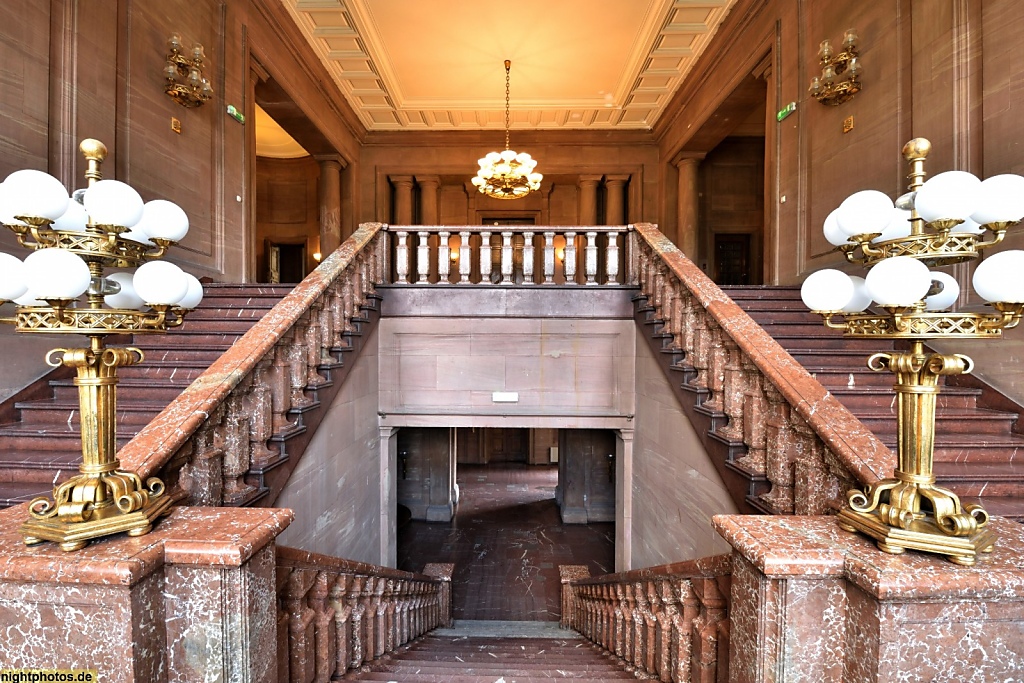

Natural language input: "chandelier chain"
[504,60,511,151]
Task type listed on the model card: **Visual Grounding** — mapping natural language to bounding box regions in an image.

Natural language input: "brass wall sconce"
[164,33,213,108]
[802,138,1024,565]
[809,28,861,106]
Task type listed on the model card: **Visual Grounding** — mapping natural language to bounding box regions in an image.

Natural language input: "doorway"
[266,241,307,283]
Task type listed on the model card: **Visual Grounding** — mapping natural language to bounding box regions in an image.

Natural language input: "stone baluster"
[605,584,618,652]
[479,231,492,284]
[614,583,627,660]
[304,299,328,389]
[284,568,318,683]
[393,579,410,646]
[458,231,472,284]
[372,579,387,659]
[287,322,314,410]
[355,253,369,311]
[337,277,355,338]
[358,577,377,663]
[702,320,728,413]
[691,577,728,683]
[664,281,683,353]
[762,382,798,514]
[542,231,556,283]
[308,572,337,683]
[500,231,513,284]
[675,579,700,683]
[437,230,451,284]
[564,231,577,284]
[606,230,620,285]
[347,576,366,670]
[632,581,651,673]
[584,231,599,285]
[395,231,409,284]
[643,580,660,676]
[220,385,256,505]
[522,231,535,284]
[650,264,666,321]
[791,413,835,515]
[247,357,280,468]
[329,575,353,679]
[626,229,640,285]
[416,230,430,283]
[655,580,677,682]
[316,291,336,364]
[177,403,226,505]
[719,337,748,442]
[737,356,768,475]
[689,308,711,393]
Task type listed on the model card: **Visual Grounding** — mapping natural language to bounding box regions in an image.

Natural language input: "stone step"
[827,386,981,411]
[13,398,167,426]
[51,378,190,402]
[0,448,81,484]
[0,481,54,508]
[933,461,1024,497]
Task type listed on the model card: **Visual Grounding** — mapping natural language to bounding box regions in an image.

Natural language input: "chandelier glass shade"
[472,60,542,200]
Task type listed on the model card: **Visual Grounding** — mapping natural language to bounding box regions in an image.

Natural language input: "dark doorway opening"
[267,241,306,283]
[714,232,752,285]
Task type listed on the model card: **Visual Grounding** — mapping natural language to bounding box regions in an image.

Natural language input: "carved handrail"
[277,546,452,680]
[561,556,731,683]
[629,223,895,515]
[116,222,389,504]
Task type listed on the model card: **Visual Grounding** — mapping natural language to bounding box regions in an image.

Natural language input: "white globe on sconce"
[83,179,144,228]
[2,169,69,221]
[52,200,89,232]
[951,217,985,235]
[970,174,1024,226]
[843,275,873,313]
[823,209,849,246]
[800,268,855,311]
[135,200,189,242]
[176,273,204,310]
[133,260,188,305]
[924,271,960,311]
[872,208,913,243]
[14,291,46,307]
[23,248,91,300]
[0,252,28,301]
[973,250,1024,303]
[865,255,931,306]
[103,272,146,310]
[914,170,980,224]
[836,190,894,237]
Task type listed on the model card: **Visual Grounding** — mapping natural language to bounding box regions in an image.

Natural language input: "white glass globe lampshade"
[175,273,204,309]
[973,250,1024,303]
[0,252,28,301]
[823,209,849,246]
[842,276,873,313]
[22,248,91,300]
[914,170,981,223]
[528,172,543,185]
[123,226,155,245]
[924,271,960,311]
[104,272,146,310]
[951,216,985,235]
[500,149,517,162]
[14,290,47,307]
[0,183,26,226]
[51,199,89,232]
[485,152,501,164]
[970,174,1024,225]
[836,190,894,237]
[135,199,189,242]
[800,269,854,311]
[133,260,188,305]
[2,169,69,221]
[865,255,931,306]
[83,179,144,228]
[872,208,913,243]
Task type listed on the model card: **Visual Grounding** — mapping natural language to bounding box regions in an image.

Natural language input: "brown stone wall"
[254,155,320,280]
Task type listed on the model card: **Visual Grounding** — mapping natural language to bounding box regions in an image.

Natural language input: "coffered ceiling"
[282,0,737,131]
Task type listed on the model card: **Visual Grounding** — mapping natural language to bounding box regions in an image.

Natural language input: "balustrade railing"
[277,547,452,681]
[388,225,626,285]
[560,555,731,683]
[628,223,894,514]
[116,223,389,505]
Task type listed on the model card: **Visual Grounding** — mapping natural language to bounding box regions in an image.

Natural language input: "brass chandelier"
[801,138,1024,566]
[0,139,203,550]
[471,60,543,200]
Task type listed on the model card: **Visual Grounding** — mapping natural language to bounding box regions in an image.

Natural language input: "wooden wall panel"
[254,155,319,281]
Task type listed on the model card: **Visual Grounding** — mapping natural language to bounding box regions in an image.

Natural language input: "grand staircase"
[724,285,1024,521]
[0,283,292,509]
[344,622,633,682]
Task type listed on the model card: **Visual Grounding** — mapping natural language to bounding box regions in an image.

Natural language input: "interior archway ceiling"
[254,104,309,157]
[283,0,737,131]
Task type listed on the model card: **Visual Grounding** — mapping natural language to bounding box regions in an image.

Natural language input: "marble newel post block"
[713,515,1024,683]
[0,505,293,683]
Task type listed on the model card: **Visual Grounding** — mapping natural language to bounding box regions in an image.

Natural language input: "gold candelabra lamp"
[802,138,1024,565]
[0,139,204,550]
[808,28,862,106]
[164,33,213,108]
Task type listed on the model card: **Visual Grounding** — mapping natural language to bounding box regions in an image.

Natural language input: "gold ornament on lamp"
[164,33,213,108]
[808,28,861,106]
[471,60,543,200]
[0,139,204,550]
[802,138,1024,565]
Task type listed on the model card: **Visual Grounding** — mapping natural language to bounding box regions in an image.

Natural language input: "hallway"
[397,463,614,621]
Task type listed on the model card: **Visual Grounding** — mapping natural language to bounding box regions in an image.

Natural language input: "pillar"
[391,175,414,225]
[416,175,441,225]
[578,174,602,225]
[317,156,343,257]
[676,156,703,258]
[604,174,630,225]
[615,428,634,572]
[380,426,398,567]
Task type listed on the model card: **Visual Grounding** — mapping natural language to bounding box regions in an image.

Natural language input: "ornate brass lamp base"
[21,489,172,552]
[838,507,996,567]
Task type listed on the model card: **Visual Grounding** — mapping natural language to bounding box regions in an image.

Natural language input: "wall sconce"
[555,247,566,262]
[809,28,861,106]
[312,251,322,262]
[164,33,213,108]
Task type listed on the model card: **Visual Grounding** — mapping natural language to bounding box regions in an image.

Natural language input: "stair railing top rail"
[277,545,438,583]
[569,552,731,586]
[630,222,893,486]
[118,222,387,479]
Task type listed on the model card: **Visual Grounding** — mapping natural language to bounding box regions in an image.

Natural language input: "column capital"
[415,175,441,188]
[389,175,415,187]
[314,154,346,169]
[578,174,604,186]
[673,152,706,167]
[604,174,631,185]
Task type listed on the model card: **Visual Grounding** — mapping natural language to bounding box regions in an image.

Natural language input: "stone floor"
[397,463,615,621]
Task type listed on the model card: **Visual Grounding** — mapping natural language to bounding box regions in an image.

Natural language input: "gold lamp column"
[802,138,1024,565]
[0,140,204,550]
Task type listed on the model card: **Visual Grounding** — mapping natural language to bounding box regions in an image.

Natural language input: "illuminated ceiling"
[282,0,737,131]
[254,104,309,157]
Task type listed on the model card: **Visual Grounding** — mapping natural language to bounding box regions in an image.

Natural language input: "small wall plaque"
[171,117,182,134]
[492,391,519,403]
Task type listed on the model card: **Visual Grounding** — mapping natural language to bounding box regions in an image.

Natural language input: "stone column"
[578,174,603,225]
[676,156,703,257]
[317,156,344,257]
[416,175,441,225]
[391,175,415,225]
[615,428,634,572]
[380,427,399,567]
[604,174,630,225]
